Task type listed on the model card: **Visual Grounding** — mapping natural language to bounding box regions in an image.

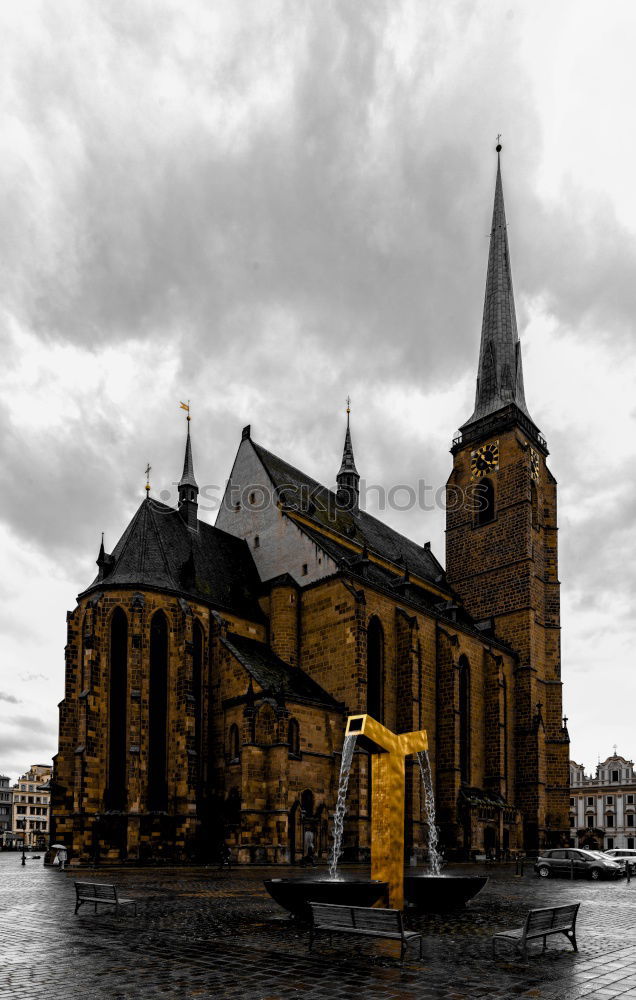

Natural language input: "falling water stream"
[416,749,443,876]
[328,732,357,879]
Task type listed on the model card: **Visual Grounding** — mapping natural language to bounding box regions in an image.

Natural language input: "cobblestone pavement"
[4,854,636,999]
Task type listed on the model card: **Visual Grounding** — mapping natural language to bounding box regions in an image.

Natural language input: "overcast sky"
[2,0,635,783]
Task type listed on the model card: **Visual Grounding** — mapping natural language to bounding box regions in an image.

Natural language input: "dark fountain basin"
[264,877,388,920]
[404,874,488,912]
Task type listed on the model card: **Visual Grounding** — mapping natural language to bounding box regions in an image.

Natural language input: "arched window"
[367,616,384,722]
[192,620,204,783]
[148,610,169,811]
[301,789,314,816]
[228,723,240,761]
[81,612,89,691]
[530,482,539,529]
[502,675,508,788]
[458,656,471,784]
[474,478,495,526]
[107,607,128,811]
[288,718,300,757]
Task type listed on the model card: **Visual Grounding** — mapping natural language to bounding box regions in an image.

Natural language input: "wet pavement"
[3,853,636,998]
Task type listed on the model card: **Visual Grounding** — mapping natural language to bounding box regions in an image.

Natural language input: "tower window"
[301,563,308,576]
[474,478,495,526]
[254,535,260,549]
[530,482,539,529]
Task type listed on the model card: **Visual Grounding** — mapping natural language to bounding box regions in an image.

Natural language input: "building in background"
[11,765,52,849]
[0,776,12,843]
[570,753,636,851]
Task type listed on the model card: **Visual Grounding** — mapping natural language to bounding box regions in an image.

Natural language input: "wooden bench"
[308,902,423,964]
[492,902,580,963]
[74,881,138,917]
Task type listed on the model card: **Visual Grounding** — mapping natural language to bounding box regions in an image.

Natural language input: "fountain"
[404,748,488,913]
[264,713,487,918]
[264,714,428,915]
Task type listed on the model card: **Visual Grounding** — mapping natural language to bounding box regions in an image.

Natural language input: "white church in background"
[570,752,636,851]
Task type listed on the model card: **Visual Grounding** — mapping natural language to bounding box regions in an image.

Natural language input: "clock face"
[471,441,499,479]
[530,448,540,480]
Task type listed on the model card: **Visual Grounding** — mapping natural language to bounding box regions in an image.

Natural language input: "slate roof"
[221,631,341,709]
[463,149,533,429]
[251,440,449,593]
[81,497,263,619]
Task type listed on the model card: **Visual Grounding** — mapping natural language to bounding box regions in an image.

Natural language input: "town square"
[2,2,636,998]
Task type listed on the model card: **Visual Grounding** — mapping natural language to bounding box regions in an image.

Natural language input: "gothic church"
[52,150,570,863]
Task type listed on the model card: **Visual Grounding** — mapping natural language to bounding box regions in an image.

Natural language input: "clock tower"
[445,145,570,850]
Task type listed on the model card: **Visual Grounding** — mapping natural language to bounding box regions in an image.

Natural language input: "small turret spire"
[337,396,360,514]
[462,141,534,429]
[178,402,199,530]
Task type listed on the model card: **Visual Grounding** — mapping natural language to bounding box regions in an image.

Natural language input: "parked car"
[604,848,636,872]
[534,848,622,881]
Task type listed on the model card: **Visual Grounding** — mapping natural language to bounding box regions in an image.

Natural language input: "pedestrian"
[218,841,232,871]
[57,846,68,870]
[302,829,316,867]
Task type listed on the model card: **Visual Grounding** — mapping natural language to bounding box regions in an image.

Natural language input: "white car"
[605,848,636,872]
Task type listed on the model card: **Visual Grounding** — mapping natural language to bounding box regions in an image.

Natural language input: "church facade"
[51,151,570,864]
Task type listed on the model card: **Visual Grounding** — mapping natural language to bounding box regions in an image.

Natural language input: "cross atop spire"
[337,396,360,513]
[462,143,534,429]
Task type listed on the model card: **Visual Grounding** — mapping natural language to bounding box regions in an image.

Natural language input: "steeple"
[462,143,534,430]
[336,396,360,513]
[178,413,199,530]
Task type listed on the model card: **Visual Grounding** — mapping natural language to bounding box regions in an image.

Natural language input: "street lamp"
[21,829,26,866]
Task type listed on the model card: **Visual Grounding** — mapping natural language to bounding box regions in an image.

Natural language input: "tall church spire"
[462,143,533,429]
[178,411,199,530]
[336,396,360,513]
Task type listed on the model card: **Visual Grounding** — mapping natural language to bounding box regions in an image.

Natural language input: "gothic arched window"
[367,616,384,722]
[192,620,204,778]
[458,655,471,784]
[107,607,128,811]
[301,788,314,816]
[530,481,539,529]
[475,478,495,526]
[148,610,169,811]
[502,674,508,787]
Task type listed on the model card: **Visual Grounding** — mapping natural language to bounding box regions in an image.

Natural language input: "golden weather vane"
[180,400,191,422]
[145,463,151,493]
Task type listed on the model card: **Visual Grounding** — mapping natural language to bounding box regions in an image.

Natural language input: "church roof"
[251,440,448,592]
[463,147,534,429]
[81,497,263,619]
[221,631,341,709]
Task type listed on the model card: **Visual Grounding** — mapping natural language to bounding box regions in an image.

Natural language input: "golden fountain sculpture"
[345,714,428,911]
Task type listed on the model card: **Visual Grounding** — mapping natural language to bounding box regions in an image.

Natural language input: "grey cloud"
[0,692,20,704]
